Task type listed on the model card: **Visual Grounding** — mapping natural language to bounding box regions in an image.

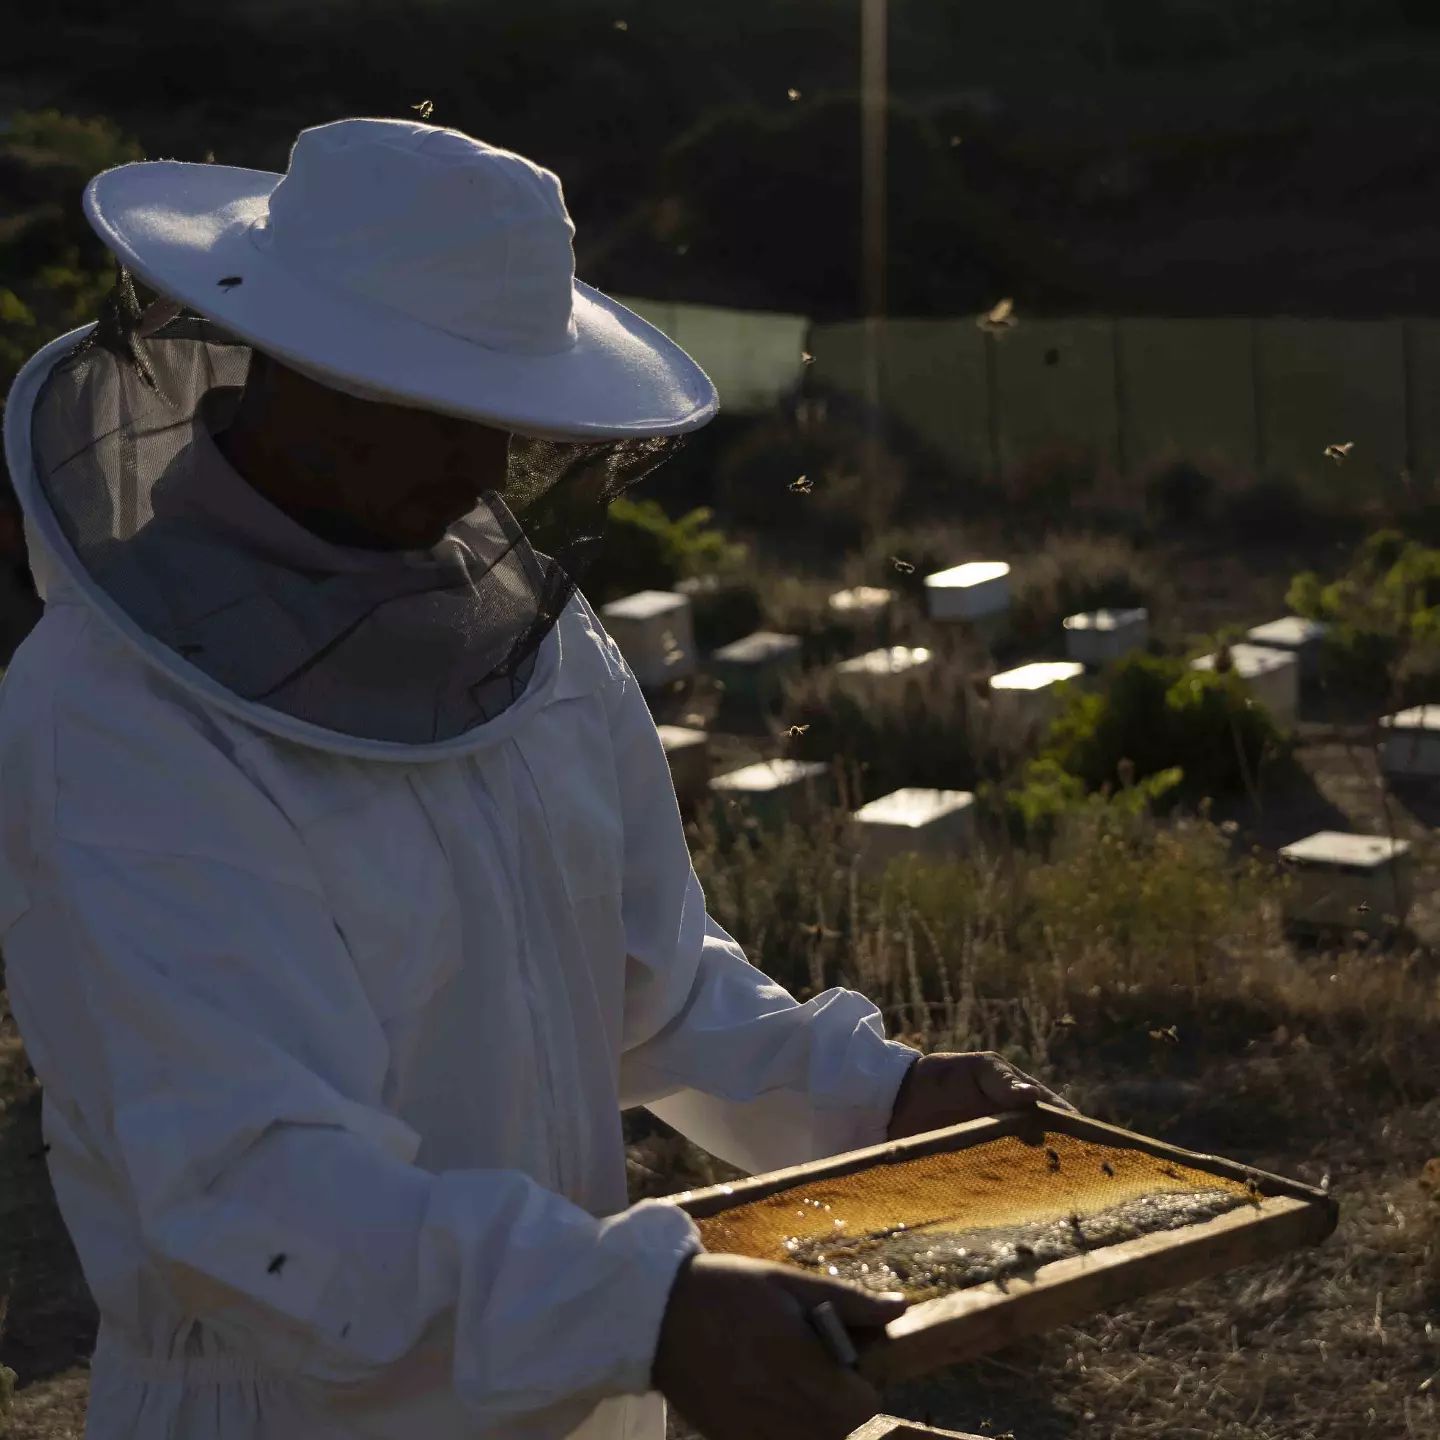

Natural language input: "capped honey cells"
[695,1131,1257,1300]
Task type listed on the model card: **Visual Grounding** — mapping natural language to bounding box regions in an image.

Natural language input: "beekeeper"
[0,118,1065,1440]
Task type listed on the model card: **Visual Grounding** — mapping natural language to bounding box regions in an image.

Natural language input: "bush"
[1007,532,1157,656]
[1222,474,1321,536]
[680,572,765,651]
[1033,651,1291,807]
[1288,529,1440,702]
[0,110,140,387]
[712,414,905,553]
[586,497,742,604]
[780,654,982,800]
[1002,753,1182,842]
[1005,444,1099,518]
[1144,458,1217,529]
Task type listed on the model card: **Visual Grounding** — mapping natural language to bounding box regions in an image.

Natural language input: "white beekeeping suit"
[0,115,918,1440]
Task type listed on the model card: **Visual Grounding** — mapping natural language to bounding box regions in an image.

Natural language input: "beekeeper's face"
[341,401,513,550]
[229,350,513,551]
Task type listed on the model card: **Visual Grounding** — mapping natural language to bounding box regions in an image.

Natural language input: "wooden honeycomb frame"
[670,1104,1337,1385]
[855,1420,986,1439]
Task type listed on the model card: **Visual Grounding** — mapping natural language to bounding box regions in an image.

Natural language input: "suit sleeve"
[604,656,917,1173]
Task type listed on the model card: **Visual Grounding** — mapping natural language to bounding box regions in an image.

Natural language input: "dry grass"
[663,771,1440,1438]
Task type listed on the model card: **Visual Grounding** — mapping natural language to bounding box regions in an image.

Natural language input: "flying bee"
[1045,1147,1061,1173]
[789,474,813,494]
[978,297,1016,333]
[1101,1161,1116,1178]
[412,99,435,119]
[890,556,915,575]
[1324,441,1354,463]
[786,723,810,738]
[267,1253,288,1275]
[216,276,244,290]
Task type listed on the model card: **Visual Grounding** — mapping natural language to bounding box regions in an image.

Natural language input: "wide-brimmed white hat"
[81,117,718,440]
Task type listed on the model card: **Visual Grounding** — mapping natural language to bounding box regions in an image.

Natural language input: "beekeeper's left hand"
[886,1051,1074,1141]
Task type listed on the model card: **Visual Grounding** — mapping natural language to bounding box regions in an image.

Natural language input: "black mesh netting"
[28,271,684,744]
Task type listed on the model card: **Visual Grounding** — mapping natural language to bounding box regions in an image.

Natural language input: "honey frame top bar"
[669,1103,1333,1217]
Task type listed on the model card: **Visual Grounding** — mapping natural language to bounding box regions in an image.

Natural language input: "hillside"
[3,4,1440,320]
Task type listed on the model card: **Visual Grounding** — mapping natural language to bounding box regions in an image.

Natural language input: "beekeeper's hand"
[653,1252,905,1440]
[886,1051,1074,1141]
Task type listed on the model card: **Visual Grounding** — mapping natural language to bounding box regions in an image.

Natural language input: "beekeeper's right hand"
[652,1252,908,1440]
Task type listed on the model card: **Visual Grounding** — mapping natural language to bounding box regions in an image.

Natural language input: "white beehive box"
[829,585,894,620]
[599,590,695,689]
[1279,831,1413,936]
[1191,643,1299,728]
[711,630,804,710]
[853,787,977,871]
[1063,607,1149,666]
[833,645,934,701]
[924,561,1010,622]
[1379,705,1440,778]
[974,660,1085,748]
[710,758,832,827]
[656,725,711,806]
[1245,616,1329,679]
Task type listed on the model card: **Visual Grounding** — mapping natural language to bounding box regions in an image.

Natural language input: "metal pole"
[861,0,887,486]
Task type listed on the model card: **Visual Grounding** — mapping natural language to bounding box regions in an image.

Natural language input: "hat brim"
[83,160,719,441]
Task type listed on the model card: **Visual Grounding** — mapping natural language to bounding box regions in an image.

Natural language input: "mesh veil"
[27,271,684,745]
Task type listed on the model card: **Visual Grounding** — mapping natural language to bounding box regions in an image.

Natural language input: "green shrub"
[587,498,742,604]
[1034,651,1291,806]
[1288,529,1440,702]
[0,110,140,387]
[1002,753,1182,841]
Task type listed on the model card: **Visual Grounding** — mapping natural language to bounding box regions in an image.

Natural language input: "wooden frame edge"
[857,1194,1330,1385]
[853,1419,987,1439]
[670,1111,1025,1218]
[669,1104,1337,1221]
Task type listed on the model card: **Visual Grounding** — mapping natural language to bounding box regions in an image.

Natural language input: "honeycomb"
[695,1130,1255,1299]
